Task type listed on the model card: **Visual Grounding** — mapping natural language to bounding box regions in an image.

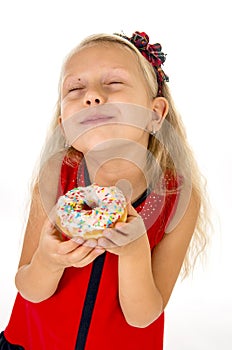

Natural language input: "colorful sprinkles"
[56,184,127,236]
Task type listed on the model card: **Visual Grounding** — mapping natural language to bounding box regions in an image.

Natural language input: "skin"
[15,44,199,328]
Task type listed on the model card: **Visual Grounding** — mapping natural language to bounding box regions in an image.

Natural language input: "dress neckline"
[82,159,151,209]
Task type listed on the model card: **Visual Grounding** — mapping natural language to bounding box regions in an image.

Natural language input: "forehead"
[63,42,141,76]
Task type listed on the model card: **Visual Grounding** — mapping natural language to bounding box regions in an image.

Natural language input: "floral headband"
[114,31,169,96]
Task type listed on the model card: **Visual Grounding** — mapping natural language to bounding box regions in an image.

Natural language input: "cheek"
[60,98,82,118]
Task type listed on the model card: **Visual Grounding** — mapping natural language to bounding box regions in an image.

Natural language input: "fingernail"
[84,240,96,248]
[95,248,105,254]
[73,237,84,244]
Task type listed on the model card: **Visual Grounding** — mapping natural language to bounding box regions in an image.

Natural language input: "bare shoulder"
[151,190,200,308]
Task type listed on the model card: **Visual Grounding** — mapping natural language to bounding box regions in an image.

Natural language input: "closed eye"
[109,81,123,84]
[69,86,84,92]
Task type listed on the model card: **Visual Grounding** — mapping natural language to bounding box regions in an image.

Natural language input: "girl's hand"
[37,218,105,271]
[97,203,147,255]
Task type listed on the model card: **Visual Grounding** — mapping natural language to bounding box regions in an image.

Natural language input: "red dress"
[3,159,179,350]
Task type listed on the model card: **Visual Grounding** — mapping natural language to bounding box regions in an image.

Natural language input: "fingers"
[55,234,104,267]
[43,200,144,262]
[102,228,133,247]
[57,236,96,255]
[42,216,56,234]
[126,202,140,218]
[117,215,146,234]
[57,239,83,254]
[41,219,105,268]
[71,247,105,268]
[60,243,104,268]
[97,237,116,249]
[99,209,146,248]
[83,239,98,248]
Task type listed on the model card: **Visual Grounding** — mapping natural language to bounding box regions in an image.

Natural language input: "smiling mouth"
[80,115,115,125]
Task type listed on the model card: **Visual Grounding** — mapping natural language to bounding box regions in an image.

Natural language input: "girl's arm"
[15,184,105,303]
[118,234,163,328]
[101,190,200,327]
[151,191,200,309]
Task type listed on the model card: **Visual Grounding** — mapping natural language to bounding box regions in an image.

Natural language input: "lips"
[80,114,115,125]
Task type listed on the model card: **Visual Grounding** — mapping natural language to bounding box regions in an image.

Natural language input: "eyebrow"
[62,67,131,88]
[62,75,82,90]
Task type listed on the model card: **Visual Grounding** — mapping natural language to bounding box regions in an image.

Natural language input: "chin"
[72,136,110,154]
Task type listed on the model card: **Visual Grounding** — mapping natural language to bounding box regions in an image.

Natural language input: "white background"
[0,1,231,349]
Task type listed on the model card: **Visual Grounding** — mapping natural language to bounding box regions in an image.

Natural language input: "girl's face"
[60,43,154,153]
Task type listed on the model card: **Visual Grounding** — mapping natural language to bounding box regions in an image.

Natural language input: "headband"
[114,31,169,96]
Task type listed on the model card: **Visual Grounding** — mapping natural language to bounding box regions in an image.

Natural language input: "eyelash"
[108,81,123,85]
[67,81,124,94]
[68,87,84,93]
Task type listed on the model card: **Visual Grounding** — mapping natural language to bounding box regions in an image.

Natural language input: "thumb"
[48,205,57,224]
[41,215,56,238]
[126,202,139,217]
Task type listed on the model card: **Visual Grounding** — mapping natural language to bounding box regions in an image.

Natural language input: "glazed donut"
[56,184,127,239]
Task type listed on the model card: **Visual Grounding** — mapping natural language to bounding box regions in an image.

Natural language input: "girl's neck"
[84,156,149,203]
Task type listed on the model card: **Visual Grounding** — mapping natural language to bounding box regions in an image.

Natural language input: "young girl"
[0,31,209,349]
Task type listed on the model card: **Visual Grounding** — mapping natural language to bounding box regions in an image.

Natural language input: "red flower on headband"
[115,31,169,96]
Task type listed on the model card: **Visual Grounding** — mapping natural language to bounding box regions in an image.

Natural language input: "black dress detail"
[75,253,106,349]
[0,332,24,350]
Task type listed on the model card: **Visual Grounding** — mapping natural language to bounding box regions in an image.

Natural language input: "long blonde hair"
[37,33,211,278]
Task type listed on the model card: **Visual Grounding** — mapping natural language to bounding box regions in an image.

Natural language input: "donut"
[56,184,127,239]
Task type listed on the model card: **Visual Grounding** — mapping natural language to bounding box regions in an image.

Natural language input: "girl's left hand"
[97,203,147,255]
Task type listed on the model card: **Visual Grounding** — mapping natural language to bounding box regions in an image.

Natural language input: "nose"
[85,97,101,106]
[84,89,106,107]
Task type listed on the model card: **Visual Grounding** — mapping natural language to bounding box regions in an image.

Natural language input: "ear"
[151,97,169,131]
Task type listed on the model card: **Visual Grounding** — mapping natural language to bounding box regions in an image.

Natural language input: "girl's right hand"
[37,218,105,272]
